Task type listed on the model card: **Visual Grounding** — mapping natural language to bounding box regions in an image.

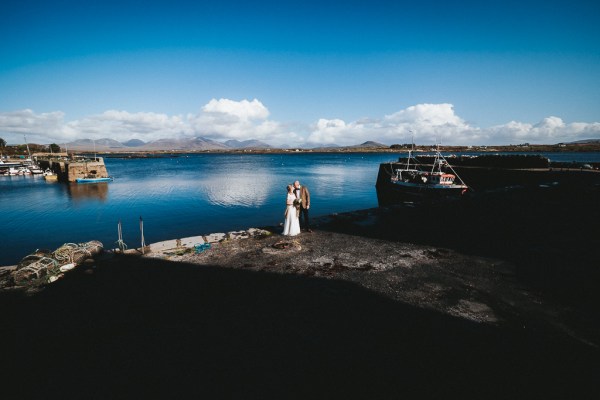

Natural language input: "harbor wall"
[376,162,600,205]
[38,158,109,182]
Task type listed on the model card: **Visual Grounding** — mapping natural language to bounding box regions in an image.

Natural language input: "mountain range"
[64,137,275,151]
[63,138,389,152]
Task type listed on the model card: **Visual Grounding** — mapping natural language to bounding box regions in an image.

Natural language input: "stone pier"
[36,155,109,182]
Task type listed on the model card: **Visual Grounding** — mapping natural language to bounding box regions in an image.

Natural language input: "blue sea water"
[0,153,393,265]
[1,151,599,265]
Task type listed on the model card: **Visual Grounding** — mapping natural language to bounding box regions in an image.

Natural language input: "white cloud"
[1,102,599,146]
[64,110,189,141]
[0,109,65,137]
[201,98,269,120]
[190,98,286,141]
[308,104,481,146]
[308,105,600,146]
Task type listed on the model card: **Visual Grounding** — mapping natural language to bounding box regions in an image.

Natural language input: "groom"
[293,180,311,232]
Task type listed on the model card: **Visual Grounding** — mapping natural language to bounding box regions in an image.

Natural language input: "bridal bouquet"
[293,198,302,217]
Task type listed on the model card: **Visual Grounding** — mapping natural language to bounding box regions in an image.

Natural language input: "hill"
[122,139,146,147]
[224,139,271,149]
[140,137,229,151]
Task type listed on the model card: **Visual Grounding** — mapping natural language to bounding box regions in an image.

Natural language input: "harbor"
[1,152,110,182]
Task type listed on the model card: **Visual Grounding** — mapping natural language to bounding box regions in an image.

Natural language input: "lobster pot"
[10,241,104,286]
[53,241,104,265]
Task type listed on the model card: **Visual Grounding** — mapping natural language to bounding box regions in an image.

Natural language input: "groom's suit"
[295,185,311,231]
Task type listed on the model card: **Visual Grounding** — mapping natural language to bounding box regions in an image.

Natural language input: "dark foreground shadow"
[2,256,598,399]
[320,184,600,310]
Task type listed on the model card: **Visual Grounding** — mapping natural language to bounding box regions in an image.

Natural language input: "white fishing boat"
[43,168,58,181]
[389,148,469,197]
[28,164,44,174]
[8,166,32,175]
[376,136,469,204]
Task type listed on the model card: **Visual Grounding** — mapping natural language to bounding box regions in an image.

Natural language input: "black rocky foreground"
[1,183,599,399]
[2,257,598,399]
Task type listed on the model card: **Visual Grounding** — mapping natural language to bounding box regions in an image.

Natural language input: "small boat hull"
[76,177,113,183]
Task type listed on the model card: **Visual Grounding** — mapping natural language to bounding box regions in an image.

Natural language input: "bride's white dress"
[283,193,301,236]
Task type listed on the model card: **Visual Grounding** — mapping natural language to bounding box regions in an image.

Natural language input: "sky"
[1,0,599,147]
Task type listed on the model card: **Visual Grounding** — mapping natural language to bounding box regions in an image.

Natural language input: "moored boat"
[43,168,58,181]
[8,166,32,175]
[76,176,113,183]
[376,143,469,205]
[28,164,44,174]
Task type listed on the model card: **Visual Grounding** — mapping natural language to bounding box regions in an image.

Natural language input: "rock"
[203,233,226,243]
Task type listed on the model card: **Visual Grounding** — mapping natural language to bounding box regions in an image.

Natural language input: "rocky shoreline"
[2,185,599,397]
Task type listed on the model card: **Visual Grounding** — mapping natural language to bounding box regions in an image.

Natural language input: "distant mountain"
[349,141,388,148]
[65,137,229,151]
[563,139,600,144]
[95,138,125,148]
[224,139,271,149]
[140,137,229,151]
[305,142,340,149]
[123,139,146,147]
[306,141,387,150]
[66,138,125,151]
[62,137,393,152]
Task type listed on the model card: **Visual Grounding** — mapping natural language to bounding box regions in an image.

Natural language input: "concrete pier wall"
[37,157,109,182]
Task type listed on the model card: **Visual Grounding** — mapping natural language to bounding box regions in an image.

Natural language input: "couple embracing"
[283,180,311,236]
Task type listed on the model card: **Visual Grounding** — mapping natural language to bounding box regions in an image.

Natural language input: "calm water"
[1,151,599,265]
[0,153,393,265]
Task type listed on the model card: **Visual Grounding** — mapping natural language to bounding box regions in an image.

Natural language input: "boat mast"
[24,134,31,160]
[432,142,441,174]
[406,131,414,171]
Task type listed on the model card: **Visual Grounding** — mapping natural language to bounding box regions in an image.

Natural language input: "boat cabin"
[429,173,456,185]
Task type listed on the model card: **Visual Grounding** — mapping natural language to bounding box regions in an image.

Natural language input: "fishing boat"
[43,168,58,181]
[76,176,113,183]
[28,164,44,174]
[8,166,32,175]
[376,143,469,204]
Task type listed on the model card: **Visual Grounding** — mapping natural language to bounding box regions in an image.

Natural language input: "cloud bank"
[1,100,599,146]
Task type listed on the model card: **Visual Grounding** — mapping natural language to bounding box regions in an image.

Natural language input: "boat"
[43,168,58,181]
[28,164,44,174]
[76,176,113,183]
[8,166,32,175]
[7,167,20,175]
[376,143,469,204]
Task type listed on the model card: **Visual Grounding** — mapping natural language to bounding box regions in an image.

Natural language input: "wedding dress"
[283,193,301,236]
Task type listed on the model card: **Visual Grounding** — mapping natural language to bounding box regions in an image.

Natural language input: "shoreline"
[4,203,599,343]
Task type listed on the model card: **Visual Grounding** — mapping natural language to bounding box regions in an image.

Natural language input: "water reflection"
[200,171,272,207]
[67,182,109,202]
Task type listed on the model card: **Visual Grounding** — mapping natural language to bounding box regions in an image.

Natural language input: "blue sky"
[1,0,599,146]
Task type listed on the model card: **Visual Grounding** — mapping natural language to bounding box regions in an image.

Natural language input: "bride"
[283,184,301,236]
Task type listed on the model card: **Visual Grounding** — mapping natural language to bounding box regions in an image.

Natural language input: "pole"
[116,219,127,253]
[24,135,31,160]
[140,216,146,254]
